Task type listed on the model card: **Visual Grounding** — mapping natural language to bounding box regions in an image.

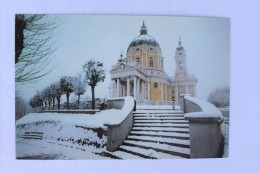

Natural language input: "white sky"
[17,15,230,101]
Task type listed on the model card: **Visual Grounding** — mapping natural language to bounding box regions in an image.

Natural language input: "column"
[175,84,179,104]
[122,84,125,97]
[137,78,140,101]
[166,85,168,101]
[133,76,137,99]
[194,85,196,97]
[142,81,145,101]
[148,82,150,101]
[111,79,114,98]
[127,77,130,96]
[161,84,164,102]
[144,81,147,100]
[116,78,120,97]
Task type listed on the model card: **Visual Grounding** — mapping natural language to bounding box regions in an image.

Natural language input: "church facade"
[109,22,197,105]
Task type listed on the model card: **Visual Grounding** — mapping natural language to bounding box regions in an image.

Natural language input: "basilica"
[109,21,197,105]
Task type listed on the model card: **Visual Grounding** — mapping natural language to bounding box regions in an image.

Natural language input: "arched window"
[136,57,140,64]
[149,57,153,67]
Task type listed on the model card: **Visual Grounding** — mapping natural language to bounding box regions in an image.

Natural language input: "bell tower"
[175,37,188,79]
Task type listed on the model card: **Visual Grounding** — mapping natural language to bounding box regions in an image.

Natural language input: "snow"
[120,145,185,159]
[130,131,189,138]
[184,95,223,120]
[104,96,135,125]
[137,104,174,110]
[132,126,189,132]
[16,109,121,128]
[16,138,109,160]
[128,135,190,146]
[124,140,190,155]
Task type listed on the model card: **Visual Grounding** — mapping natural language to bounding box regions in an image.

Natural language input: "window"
[179,52,182,55]
[136,57,140,64]
[149,57,153,67]
[136,48,139,51]
[150,47,153,51]
[154,83,158,88]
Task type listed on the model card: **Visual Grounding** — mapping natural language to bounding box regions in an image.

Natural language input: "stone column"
[194,85,196,97]
[111,79,114,98]
[161,84,164,102]
[148,82,150,101]
[142,81,145,101]
[122,84,125,97]
[137,78,140,101]
[127,77,130,96]
[133,76,137,99]
[175,84,179,105]
[116,78,120,97]
[166,85,168,101]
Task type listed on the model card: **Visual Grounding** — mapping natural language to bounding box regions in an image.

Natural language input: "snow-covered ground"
[16,109,123,159]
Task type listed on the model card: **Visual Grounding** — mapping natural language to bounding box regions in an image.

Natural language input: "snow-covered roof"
[184,95,223,120]
[127,34,160,52]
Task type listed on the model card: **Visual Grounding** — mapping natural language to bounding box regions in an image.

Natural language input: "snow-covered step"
[134,123,189,128]
[119,145,186,159]
[123,140,190,158]
[127,135,190,147]
[134,119,188,123]
[130,131,189,139]
[132,126,189,133]
[134,116,185,120]
[134,110,184,114]
[133,114,185,117]
[104,150,145,159]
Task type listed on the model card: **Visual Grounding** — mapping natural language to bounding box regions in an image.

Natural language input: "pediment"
[110,62,136,72]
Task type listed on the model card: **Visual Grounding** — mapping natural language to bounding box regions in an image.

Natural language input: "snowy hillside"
[16,109,123,159]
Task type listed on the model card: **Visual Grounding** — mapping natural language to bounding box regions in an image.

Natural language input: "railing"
[104,96,135,151]
[180,94,224,158]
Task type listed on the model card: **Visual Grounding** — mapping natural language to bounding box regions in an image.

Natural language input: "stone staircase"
[99,109,190,159]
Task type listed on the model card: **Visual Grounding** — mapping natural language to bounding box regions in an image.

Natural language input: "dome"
[127,21,161,53]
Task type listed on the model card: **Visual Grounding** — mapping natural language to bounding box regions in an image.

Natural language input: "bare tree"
[83,60,105,110]
[73,73,86,108]
[208,86,230,107]
[15,14,61,84]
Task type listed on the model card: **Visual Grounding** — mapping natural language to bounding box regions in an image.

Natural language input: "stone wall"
[181,95,224,158]
[104,96,135,151]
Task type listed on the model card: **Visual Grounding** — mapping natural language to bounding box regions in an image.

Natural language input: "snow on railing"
[184,95,223,122]
[104,96,135,151]
[180,94,224,158]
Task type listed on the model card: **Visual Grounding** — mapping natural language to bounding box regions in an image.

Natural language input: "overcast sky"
[17,15,230,101]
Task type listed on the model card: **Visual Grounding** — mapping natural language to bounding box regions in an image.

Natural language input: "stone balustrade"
[104,96,135,151]
[180,94,224,158]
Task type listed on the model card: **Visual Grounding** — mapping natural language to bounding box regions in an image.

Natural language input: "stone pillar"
[161,84,163,102]
[133,76,137,99]
[111,79,114,98]
[148,82,150,101]
[142,81,145,101]
[175,84,179,105]
[194,85,196,97]
[116,78,120,97]
[122,84,125,97]
[166,85,168,101]
[127,77,130,96]
[137,78,140,101]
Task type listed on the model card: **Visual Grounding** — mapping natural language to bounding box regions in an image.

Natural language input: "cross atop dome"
[140,20,148,35]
